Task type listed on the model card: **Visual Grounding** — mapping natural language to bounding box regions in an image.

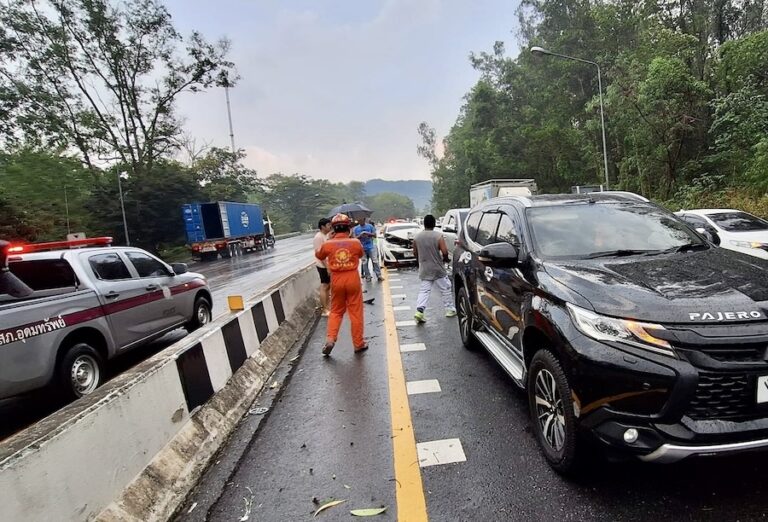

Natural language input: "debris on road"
[248,407,269,416]
[313,499,346,517]
[350,507,387,517]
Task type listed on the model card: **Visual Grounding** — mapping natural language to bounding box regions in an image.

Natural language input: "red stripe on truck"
[0,279,207,346]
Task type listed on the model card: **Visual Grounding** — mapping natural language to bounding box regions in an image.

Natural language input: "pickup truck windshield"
[5,259,78,295]
[527,203,705,259]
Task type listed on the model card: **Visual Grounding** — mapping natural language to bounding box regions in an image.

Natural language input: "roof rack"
[8,237,113,254]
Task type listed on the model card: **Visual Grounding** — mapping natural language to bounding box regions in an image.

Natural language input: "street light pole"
[530,46,610,190]
[117,170,130,246]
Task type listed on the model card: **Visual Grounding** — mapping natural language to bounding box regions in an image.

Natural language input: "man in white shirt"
[314,218,332,316]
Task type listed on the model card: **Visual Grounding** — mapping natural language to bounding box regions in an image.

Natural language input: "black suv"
[453,192,768,473]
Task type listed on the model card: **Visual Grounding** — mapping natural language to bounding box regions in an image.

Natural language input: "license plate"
[403,252,414,258]
[758,376,768,403]
[202,246,216,253]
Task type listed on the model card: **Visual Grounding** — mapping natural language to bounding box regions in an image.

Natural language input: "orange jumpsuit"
[316,233,366,349]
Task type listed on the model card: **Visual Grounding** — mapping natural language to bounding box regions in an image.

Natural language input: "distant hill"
[364,179,432,210]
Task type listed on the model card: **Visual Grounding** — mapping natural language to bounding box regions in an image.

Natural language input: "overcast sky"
[167,0,520,182]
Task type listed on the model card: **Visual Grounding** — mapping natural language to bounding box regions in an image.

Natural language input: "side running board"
[474,331,525,384]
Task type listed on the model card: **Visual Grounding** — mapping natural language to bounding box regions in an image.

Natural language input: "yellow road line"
[382,269,429,521]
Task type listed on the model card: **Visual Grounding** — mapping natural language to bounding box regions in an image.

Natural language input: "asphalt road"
[0,234,315,442]
[180,267,768,521]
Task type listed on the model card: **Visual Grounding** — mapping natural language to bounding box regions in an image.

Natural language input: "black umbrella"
[327,202,373,222]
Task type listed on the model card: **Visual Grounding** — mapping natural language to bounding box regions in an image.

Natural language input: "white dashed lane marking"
[417,439,467,467]
[396,320,418,327]
[400,342,426,352]
[407,379,441,395]
[390,285,404,289]
[393,305,411,311]
[389,278,402,282]
[391,294,407,299]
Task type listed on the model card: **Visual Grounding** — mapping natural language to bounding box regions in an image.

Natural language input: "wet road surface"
[180,267,768,521]
[0,234,315,441]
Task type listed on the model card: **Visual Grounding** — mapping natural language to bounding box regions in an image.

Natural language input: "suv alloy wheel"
[527,350,581,474]
[456,287,479,350]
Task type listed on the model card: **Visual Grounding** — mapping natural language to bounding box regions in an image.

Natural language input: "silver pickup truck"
[0,237,212,400]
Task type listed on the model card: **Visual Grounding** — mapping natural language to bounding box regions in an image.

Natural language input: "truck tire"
[186,297,212,332]
[58,343,105,400]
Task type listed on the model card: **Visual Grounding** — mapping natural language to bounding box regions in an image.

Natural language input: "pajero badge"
[689,311,765,321]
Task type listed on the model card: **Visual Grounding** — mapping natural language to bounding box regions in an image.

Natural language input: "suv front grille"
[687,372,765,420]
[698,346,766,363]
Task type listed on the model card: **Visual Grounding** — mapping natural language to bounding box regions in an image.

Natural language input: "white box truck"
[469,179,538,206]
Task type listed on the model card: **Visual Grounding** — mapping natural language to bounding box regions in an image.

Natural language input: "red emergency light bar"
[8,237,113,254]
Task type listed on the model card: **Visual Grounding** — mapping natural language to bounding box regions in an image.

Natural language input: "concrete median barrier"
[0,263,319,522]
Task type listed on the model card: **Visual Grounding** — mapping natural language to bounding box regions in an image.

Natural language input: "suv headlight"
[566,303,675,357]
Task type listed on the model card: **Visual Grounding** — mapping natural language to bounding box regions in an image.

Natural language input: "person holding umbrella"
[315,214,369,355]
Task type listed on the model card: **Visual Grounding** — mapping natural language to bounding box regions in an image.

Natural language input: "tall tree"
[0,0,233,177]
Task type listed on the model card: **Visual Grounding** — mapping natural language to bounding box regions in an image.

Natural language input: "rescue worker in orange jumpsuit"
[315,214,368,356]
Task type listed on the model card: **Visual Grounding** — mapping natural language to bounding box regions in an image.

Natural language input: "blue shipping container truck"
[182,202,271,260]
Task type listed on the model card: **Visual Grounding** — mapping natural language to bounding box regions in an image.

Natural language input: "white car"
[676,208,768,259]
[377,222,421,267]
[439,208,470,262]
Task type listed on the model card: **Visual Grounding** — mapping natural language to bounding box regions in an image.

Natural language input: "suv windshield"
[527,203,704,259]
[707,211,768,232]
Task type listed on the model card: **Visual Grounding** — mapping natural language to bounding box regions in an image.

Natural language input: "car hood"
[384,228,419,240]
[722,230,768,243]
[542,248,768,324]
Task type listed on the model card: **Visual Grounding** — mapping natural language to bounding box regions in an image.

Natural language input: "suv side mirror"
[171,262,189,275]
[0,240,33,297]
[478,242,519,267]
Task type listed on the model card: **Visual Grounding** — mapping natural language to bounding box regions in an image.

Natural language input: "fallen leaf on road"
[350,507,387,517]
[313,499,346,517]
[290,355,299,362]
[343,484,351,489]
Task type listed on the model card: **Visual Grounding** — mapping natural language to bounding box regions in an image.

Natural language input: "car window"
[527,203,704,258]
[464,211,483,242]
[681,214,707,226]
[89,253,132,281]
[496,214,519,245]
[707,211,768,232]
[475,213,501,246]
[446,214,456,229]
[7,259,78,292]
[126,252,171,278]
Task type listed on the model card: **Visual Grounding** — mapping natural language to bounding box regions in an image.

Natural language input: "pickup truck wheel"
[187,297,212,332]
[59,343,104,399]
[527,350,581,475]
[457,287,479,350]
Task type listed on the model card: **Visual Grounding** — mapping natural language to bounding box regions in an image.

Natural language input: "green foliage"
[423,0,768,214]
[0,148,94,240]
[0,0,233,177]
[364,192,416,221]
[192,148,260,202]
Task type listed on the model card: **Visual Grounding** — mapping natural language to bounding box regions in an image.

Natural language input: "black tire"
[57,343,105,400]
[456,287,480,350]
[186,297,212,332]
[527,350,581,474]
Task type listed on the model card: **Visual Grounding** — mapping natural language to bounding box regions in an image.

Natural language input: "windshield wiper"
[585,249,660,259]
[662,242,708,254]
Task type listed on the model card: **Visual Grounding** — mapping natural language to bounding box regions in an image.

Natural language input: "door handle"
[145,284,159,292]
[105,291,120,299]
